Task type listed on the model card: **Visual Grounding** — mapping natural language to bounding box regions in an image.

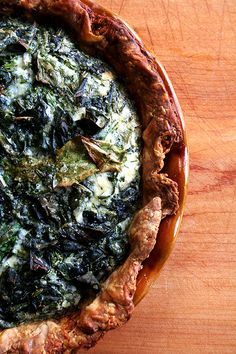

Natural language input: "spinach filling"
[0,17,141,328]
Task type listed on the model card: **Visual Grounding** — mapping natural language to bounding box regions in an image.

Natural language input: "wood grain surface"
[86,0,236,353]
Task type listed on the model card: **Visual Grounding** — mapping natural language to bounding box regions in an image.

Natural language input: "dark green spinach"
[0,16,141,328]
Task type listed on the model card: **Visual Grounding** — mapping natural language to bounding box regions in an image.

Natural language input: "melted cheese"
[118,152,140,190]
[93,174,113,197]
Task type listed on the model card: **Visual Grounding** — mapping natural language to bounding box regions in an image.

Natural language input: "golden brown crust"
[0,0,183,352]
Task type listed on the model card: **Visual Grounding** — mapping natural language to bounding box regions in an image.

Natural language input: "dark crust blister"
[0,0,182,352]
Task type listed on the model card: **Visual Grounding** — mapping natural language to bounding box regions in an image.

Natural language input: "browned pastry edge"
[0,0,182,352]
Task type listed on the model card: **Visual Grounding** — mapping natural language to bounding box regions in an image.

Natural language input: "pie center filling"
[0,17,141,328]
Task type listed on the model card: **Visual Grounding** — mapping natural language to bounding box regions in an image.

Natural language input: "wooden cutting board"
[87,0,236,353]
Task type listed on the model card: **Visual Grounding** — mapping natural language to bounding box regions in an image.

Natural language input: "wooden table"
[88,0,236,353]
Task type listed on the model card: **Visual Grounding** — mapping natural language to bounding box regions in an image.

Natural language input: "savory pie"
[0,0,182,352]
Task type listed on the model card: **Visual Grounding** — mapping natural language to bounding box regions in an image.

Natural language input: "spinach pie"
[0,0,183,352]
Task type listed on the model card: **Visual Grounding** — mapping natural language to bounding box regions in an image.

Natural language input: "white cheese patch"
[98,82,110,96]
[104,132,117,145]
[62,65,76,77]
[7,54,34,99]
[121,105,132,120]
[3,255,19,268]
[7,82,31,98]
[93,174,113,197]
[14,53,31,70]
[72,107,86,121]
[0,256,20,276]
[62,300,71,308]
[73,198,92,224]
[12,228,29,255]
[23,147,33,156]
[117,218,131,232]
[98,72,113,96]
[0,174,7,187]
[117,151,140,190]
[85,73,111,97]
[22,53,31,65]
[0,227,29,275]
[73,207,84,223]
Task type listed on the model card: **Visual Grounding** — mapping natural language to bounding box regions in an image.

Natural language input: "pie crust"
[0,0,183,352]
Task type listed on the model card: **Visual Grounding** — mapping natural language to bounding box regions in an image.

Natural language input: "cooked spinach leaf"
[0,15,141,328]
